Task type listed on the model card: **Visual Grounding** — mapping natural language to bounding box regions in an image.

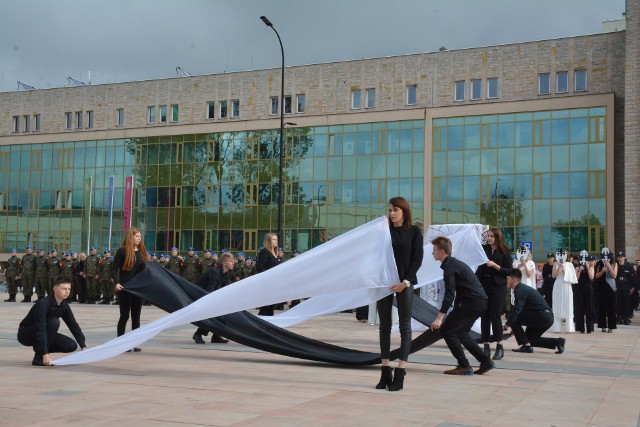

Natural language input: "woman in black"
[477,227,512,360]
[595,251,618,333]
[376,196,423,391]
[574,256,595,333]
[113,226,148,351]
[255,232,281,316]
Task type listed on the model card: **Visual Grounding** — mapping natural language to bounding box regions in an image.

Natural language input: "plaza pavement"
[1,292,639,427]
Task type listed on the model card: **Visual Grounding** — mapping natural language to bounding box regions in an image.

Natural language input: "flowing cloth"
[551,265,577,333]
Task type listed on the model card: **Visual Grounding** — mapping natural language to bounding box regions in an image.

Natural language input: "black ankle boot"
[375,366,393,389]
[389,368,405,391]
[493,344,504,360]
[483,344,490,358]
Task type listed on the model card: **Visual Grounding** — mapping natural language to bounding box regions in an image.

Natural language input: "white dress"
[551,264,577,333]
[513,259,537,289]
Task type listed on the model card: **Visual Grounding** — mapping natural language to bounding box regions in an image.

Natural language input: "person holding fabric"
[113,227,149,352]
[17,278,87,366]
[256,233,281,316]
[595,249,618,332]
[551,249,577,333]
[430,236,494,376]
[574,254,595,333]
[477,228,512,361]
[375,197,423,391]
[504,269,566,355]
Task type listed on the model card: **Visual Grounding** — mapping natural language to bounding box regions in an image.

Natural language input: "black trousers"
[258,304,275,316]
[440,298,489,368]
[616,287,631,322]
[17,318,77,356]
[597,284,617,330]
[117,291,143,336]
[481,283,506,342]
[511,310,559,349]
[574,284,595,333]
[542,284,553,309]
[378,287,413,361]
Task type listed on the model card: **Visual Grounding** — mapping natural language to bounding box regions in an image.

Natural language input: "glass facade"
[0,120,425,256]
[432,107,608,259]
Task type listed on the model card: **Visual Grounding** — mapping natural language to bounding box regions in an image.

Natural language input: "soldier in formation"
[4,248,21,302]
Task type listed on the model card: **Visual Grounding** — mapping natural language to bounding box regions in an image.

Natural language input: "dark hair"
[431,236,452,255]
[388,196,412,228]
[509,268,523,280]
[53,277,71,288]
[488,227,510,256]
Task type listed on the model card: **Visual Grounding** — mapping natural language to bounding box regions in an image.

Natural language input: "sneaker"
[512,345,534,353]
[474,360,495,375]
[443,366,473,375]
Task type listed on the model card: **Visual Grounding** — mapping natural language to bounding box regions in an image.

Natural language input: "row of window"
[11,114,41,133]
[64,111,95,130]
[539,70,587,95]
[455,78,499,102]
[147,104,179,125]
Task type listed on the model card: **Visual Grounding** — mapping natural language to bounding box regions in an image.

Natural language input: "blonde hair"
[262,233,278,257]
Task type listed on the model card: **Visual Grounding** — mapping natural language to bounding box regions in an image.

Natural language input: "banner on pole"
[107,176,114,249]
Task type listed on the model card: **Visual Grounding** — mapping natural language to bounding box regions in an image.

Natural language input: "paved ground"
[1,293,639,427]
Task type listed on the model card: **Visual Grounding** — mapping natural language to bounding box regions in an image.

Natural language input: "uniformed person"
[99,249,115,304]
[615,251,634,325]
[47,249,61,295]
[201,250,217,276]
[4,248,21,302]
[150,252,158,263]
[20,246,37,303]
[59,253,75,295]
[168,247,184,276]
[182,247,202,282]
[85,246,102,304]
[159,254,169,269]
[34,248,49,300]
[70,251,80,302]
[230,252,246,282]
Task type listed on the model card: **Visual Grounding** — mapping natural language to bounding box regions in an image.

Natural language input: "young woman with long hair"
[112,227,149,351]
[376,196,423,391]
[255,232,281,316]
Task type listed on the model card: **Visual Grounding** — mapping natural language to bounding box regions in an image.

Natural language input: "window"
[351,89,361,109]
[31,151,42,169]
[171,104,179,122]
[284,96,292,114]
[365,88,376,108]
[231,99,240,118]
[75,111,82,129]
[23,115,30,132]
[159,105,167,123]
[406,85,417,105]
[148,106,156,123]
[270,96,279,115]
[0,192,5,210]
[33,114,41,132]
[55,190,72,209]
[575,70,587,92]
[28,191,39,210]
[207,101,215,119]
[556,71,568,93]
[487,78,499,99]
[86,111,93,128]
[64,112,72,130]
[0,153,7,171]
[538,73,550,94]
[471,79,482,100]
[12,116,19,133]
[116,108,124,126]
[57,148,74,169]
[219,100,228,118]
[454,81,465,101]
[296,94,305,113]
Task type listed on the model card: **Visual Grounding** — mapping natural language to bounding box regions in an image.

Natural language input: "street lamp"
[260,15,286,249]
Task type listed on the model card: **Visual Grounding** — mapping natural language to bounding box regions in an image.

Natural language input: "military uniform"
[59,255,75,285]
[34,250,49,299]
[70,252,80,301]
[4,250,21,302]
[99,251,115,304]
[85,249,102,303]
[182,251,202,283]
[47,251,61,294]
[168,254,184,276]
[21,247,37,302]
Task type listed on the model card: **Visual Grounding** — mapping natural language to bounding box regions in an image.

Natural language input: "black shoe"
[4,296,16,302]
[474,360,495,375]
[388,368,406,391]
[492,344,504,360]
[483,344,490,359]
[99,299,110,304]
[21,297,31,303]
[193,333,206,344]
[444,366,473,375]
[32,355,45,366]
[375,366,393,389]
[133,347,142,352]
[555,338,566,354]
[512,345,534,353]
[211,335,229,344]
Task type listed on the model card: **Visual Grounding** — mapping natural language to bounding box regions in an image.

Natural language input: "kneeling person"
[504,269,565,354]
[17,278,87,366]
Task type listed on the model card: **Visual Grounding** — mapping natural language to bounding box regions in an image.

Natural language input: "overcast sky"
[0,0,625,92]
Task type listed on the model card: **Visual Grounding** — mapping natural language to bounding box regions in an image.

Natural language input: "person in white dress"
[551,249,577,333]
[513,246,536,289]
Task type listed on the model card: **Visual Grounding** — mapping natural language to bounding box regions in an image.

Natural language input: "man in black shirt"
[504,269,565,354]
[430,236,494,375]
[17,278,87,366]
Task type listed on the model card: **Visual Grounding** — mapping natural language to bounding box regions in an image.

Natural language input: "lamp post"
[260,15,286,248]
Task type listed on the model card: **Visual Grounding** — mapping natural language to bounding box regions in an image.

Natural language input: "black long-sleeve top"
[195,265,231,293]
[439,255,487,314]
[542,263,554,287]
[390,224,423,285]
[255,248,280,273]
[112,247,145,285]
[505,283,551,327]
[476,244,512,285]
[19,295,86,355]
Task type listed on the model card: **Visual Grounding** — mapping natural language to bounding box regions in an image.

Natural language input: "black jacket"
[256,249,280,273]
[476,244,512,285]
[195,265,231,293]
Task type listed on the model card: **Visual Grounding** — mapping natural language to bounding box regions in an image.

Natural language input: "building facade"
[0,6,635,261]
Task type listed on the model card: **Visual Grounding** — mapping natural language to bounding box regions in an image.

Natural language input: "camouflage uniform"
[182,253,202,283]
[47,251,61,294]
[85,250,102,303]
[201,257,217,275]
[59,256,75,285]
[70,253,80,301]
[168,255,184,276]
[21,249,36,302]
[99,253,115,304]
[34,251,49,299]
[4,252,21,302]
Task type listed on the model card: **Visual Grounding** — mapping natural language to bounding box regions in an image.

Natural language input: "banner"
[107,176,114,250]
[123,175,133,233]
[82,177,92,253]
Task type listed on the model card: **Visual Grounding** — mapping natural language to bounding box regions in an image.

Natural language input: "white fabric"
[513,259,536,289]
[55,216,398,366]
[551,264,577,333]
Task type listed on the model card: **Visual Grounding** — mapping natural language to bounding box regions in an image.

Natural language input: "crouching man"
[17,278,87,366]
[504,268,565,354]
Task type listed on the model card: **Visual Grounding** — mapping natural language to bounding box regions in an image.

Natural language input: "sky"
[0,0,626,92]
